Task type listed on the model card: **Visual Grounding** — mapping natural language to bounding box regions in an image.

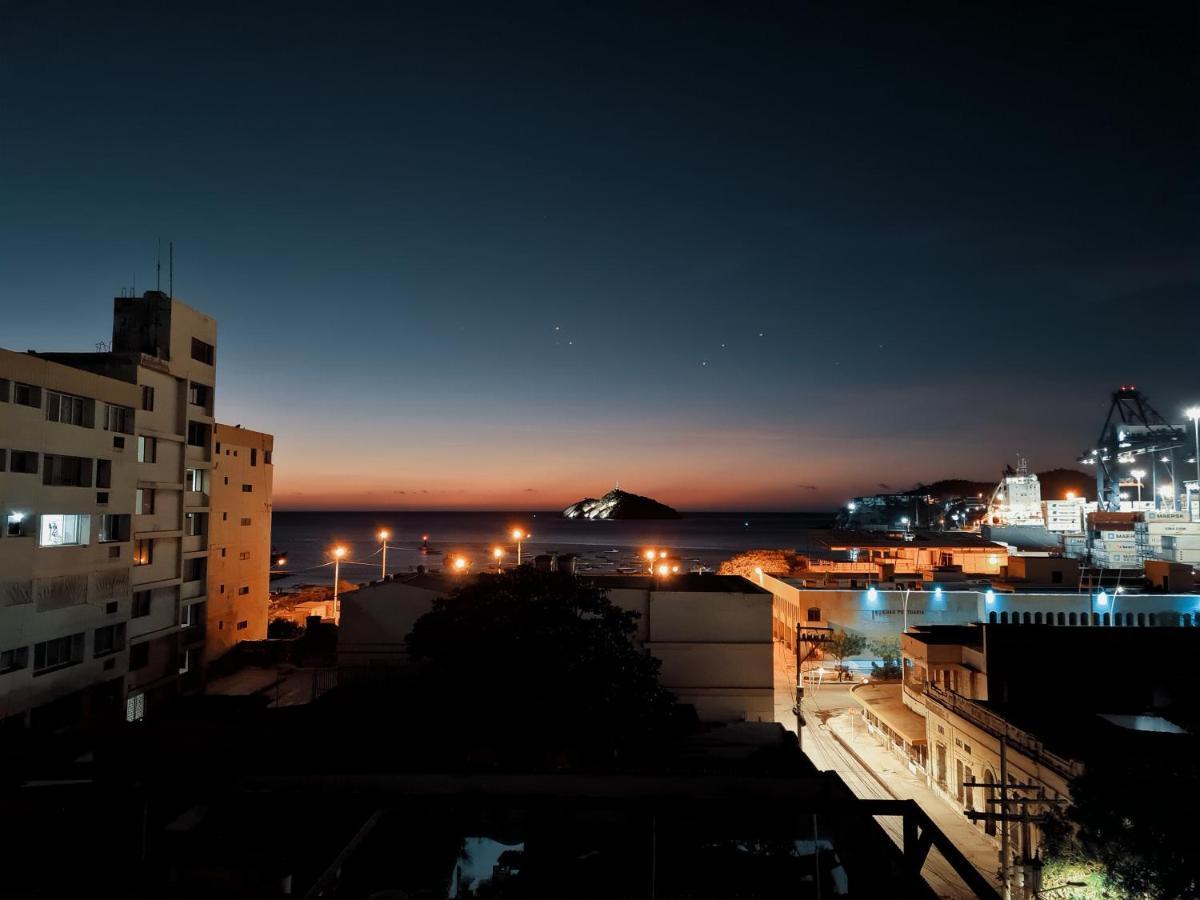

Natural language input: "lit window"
[38,514,91,547]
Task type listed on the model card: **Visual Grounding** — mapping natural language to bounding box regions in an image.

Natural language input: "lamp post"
[511,529,528,567]
[331,545,347,622]
[1187,407,1200,500]
[1131,469,1145,504]
[378,529,390,580]
[493,547,503,573]
[644,549,657,574]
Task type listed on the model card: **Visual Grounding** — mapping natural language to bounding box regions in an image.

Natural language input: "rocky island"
[562,488,682,520]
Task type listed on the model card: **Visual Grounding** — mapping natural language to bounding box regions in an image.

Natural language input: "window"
[137,436,156,463]
[13,382,40,408]
[240,517,251,526]
[140,385,154,411]
[250,448,258,466]
[179,648,192,674]
[806,607,822,622]
[93,623,126,657]
[126,693,145,722]
[108,545,120,558]
[220,548,226,558]
[0,449,5,471]
[42,454,93,487]
[131,591,152,618]
[6,513,31,537]
[105,600,118,614]
[113,435,125,449]
[236,620,248,631]
[180,604,194,627]
[223,476,229,485]
[186,421,211,447]
[103,403,134,433]
[183,557,206,582]
[46,390,93,427]
[241,483,253,493]
[184,512,207,537]
[0,378,8,402]
[128,642,149,671]
[215,442,221,455]
[0,646,29,675]
[33,633,85,675]
[239,551,250,561]
[9,450,38,474]
[96,458,112,489]
[185,468,204,492]
[133,539,153,566]
[98,514,131,543]
[237,585,250,596]
[264,450,272,464]
[190,337,215,364]
[38,514,90,547]
[187,382,211,407]
[135,488,155,514]
[222,512,228,521]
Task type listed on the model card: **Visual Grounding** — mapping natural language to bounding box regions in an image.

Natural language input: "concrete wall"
[339,577,778,724]
[756,573,1200,663]
[206,424,274,662]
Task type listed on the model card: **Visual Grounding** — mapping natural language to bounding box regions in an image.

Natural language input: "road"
[774,649,988,899]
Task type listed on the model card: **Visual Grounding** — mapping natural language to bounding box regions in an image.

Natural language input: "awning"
[851,683,928,745]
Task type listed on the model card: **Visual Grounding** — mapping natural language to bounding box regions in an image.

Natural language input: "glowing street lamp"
[378,529,390,579]
[1187,407,1200,491]
[493,547,504,573]
[656,563,670,577]
[1130,469,1145,503]
[511,528,529,566]
[644,549,657,573]
[331,545,347,622]
[453,555,469,573]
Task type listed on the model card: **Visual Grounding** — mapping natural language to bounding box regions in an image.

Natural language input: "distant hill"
[562,488,681,520]
[910,469,1096,502]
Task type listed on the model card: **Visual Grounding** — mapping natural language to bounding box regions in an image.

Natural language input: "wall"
[206,424,274,662]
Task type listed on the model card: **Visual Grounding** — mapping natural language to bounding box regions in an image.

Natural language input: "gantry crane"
[1079,386,1187,511]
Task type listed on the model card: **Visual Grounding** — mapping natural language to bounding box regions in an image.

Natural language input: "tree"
[404,569,680,766]
[718,549,801,578]
[1042,746,1200,899]
[870,637,902,680]
[824,628,866,680]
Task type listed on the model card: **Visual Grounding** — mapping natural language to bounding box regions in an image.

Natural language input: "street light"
[493,546,504,573]
[1187,407,1200,497]
[1131,469,1145,503]
[511,528,529,566]
[331,545,347,622]
[644,549,657,573]
[453,555,469,572]
[378,529,390,580]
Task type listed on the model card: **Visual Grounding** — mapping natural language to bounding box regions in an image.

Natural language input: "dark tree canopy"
[405,570,679,766]
[1043,741,1200,899]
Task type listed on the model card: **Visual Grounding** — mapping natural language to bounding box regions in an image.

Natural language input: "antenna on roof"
[169,241,174,300]
[156,239,161,293]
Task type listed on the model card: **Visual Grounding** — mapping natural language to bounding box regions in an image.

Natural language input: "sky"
[1,2,1196,511]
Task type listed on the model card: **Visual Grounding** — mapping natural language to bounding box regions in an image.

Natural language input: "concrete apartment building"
[0,351,140,731]
[206,424,274,661]
[0,291,273,731]
[338,572,779,723]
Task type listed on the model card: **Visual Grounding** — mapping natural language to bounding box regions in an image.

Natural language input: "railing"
[924,683,1079,777]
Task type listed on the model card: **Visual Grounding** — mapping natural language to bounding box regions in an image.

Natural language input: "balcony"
[180,579,206,601]
[182,533,206,554]
[185,443,211,464]
[184,490,209,509]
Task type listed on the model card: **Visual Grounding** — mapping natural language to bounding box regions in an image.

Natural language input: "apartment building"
[206,424,274,661]
[0,290,276,731]
[0,351,139,731]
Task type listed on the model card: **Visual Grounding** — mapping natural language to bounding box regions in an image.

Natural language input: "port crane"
[1079,386,1187,511]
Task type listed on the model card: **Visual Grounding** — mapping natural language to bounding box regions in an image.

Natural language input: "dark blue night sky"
[2,2,1195,509]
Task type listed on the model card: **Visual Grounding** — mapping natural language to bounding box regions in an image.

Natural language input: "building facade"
[206,424,274,661]
[0,351,140,731]
[1,291,270,731]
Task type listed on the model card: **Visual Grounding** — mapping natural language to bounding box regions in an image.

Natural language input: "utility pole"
[794,625,831,750]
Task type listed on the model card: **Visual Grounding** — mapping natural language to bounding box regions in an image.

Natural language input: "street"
[774,646,1001,899]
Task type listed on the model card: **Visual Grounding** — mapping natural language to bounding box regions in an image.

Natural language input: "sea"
[270,510,836,591]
